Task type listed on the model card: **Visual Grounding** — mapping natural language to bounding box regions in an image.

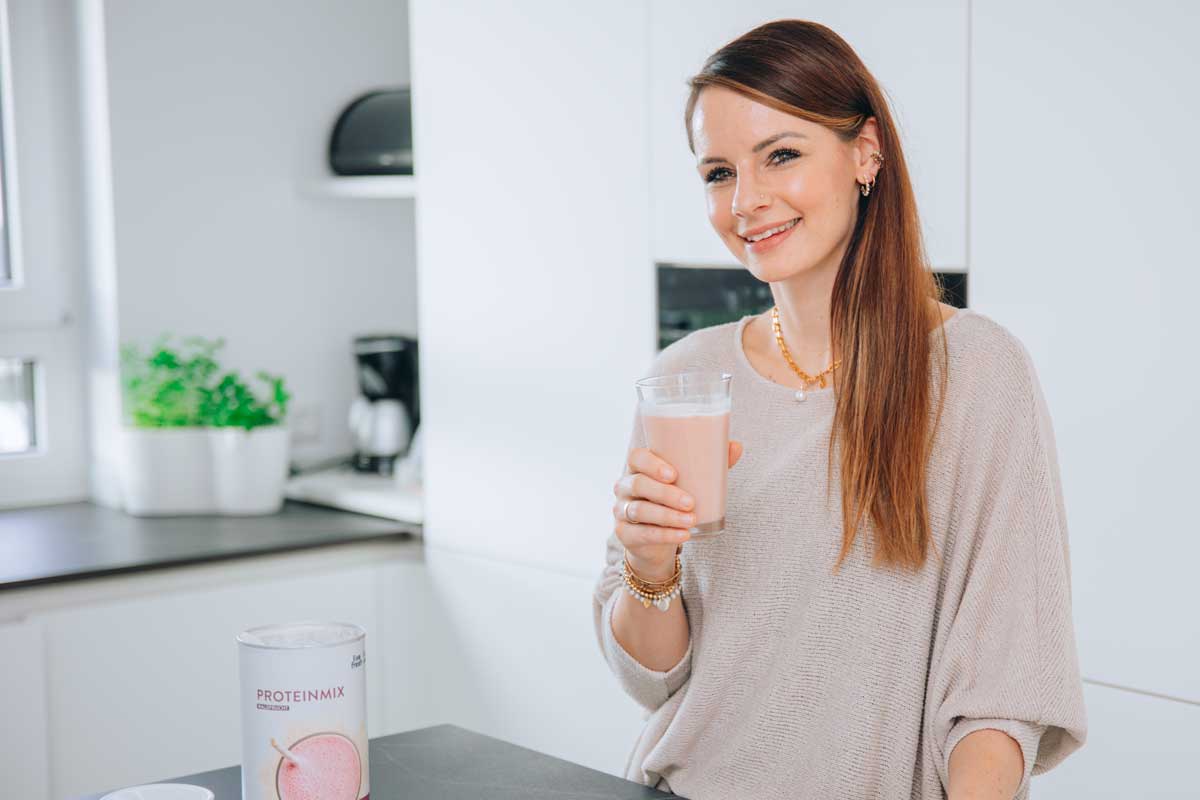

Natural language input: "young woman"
[593,20,1086,800]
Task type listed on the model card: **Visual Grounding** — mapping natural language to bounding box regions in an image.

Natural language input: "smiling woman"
[684,19,943,582]
[594,18,1086,800]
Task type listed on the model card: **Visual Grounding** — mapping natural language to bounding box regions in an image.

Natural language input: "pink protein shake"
[636,372,732,538]
[276,732,362,800]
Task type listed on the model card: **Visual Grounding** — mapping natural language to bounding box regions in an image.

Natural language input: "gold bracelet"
[623,546,681,588]
[621,546,683,611]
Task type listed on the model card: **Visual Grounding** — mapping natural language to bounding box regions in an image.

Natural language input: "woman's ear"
[854,117,883,180]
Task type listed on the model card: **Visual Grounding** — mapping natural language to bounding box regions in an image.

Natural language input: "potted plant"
[119,336,221,515]
[203,369,291,515]
[119,336,291,515]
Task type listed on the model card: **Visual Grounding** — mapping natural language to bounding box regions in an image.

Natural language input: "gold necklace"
[771,305,841,403]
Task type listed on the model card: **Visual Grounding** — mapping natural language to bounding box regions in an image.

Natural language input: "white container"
[118,426,290,516]
[118,428,214,515]
[210,426,290,515]
[237,622,369,800]
[100,785,214,800]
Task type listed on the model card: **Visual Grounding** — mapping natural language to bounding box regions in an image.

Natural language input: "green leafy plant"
[121,336,290,430]
[120,336,222,427]
[200,370,290,430]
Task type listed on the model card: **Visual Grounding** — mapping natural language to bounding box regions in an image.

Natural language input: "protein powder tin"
[236,621,369,800]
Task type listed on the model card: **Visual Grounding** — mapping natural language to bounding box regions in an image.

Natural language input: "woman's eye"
[768,148,800,165]
[704,166,733,184]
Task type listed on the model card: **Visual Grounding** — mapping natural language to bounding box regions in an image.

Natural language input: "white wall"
[102,0,415,466]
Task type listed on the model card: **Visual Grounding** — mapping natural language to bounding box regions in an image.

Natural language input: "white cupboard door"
[407,548,652,778]
[971,1,1200,702]
[1036,683,1198,799]
[409,0,656,575]
[0,617,49,800]
[650,0,968,269]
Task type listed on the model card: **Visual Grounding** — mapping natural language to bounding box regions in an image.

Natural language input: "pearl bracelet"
[621,546,683,612]
[623,575,682,612]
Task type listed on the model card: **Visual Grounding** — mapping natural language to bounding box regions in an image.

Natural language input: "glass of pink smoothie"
[635,371,732,539]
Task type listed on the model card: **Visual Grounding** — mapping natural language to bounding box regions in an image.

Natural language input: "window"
[0,0,87,507]
[0,0,12,291]
[0,358,36,454]
[0,123,10,287]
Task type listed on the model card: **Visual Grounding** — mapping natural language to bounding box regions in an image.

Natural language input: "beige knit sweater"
[592,308,1087,799]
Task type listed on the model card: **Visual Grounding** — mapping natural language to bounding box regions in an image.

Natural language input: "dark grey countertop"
[76,724,677,800]
[0,500,419,591]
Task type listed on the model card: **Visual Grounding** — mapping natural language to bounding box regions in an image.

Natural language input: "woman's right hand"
[611,441,743,581]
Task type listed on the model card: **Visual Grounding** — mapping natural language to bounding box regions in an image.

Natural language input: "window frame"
[0,355,41,455]
[0,0,21,293]
[0,0,89,508]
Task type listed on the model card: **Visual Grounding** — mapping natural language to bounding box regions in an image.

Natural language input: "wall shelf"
[305,175,417,199]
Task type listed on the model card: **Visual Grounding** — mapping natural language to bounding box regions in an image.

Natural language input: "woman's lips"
[741,218,801,254]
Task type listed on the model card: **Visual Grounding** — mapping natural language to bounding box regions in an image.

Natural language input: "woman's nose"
[731,175,770,218]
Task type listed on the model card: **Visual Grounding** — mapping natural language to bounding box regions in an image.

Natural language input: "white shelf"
[285,468,423,524]
[305,175,417,199]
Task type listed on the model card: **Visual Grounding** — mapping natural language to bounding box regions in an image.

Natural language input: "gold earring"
[859,152,883,197]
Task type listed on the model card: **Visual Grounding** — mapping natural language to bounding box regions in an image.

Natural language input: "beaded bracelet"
[621,546,683,612]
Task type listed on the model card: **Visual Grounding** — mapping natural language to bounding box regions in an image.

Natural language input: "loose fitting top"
[591,308,1087,799]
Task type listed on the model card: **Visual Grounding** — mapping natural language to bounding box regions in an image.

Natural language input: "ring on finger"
[622,499,637,523]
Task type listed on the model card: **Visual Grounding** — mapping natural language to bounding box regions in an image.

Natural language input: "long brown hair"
[684,20,951,572]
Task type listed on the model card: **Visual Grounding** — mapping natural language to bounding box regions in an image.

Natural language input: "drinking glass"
[635,371,732,539]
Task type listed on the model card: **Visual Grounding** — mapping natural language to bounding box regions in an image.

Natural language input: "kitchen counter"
[76,723,677,799]
[0,500,419,591]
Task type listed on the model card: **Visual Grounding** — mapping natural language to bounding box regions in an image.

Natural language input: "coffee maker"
[349,334,419,475]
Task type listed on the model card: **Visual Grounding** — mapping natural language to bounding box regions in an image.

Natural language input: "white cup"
[100,785,214,800]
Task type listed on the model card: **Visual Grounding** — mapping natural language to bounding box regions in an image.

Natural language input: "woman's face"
[690,86,878,283]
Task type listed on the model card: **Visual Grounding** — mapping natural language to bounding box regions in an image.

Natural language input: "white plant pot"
[119,428,215,515]
[209,426,290,515]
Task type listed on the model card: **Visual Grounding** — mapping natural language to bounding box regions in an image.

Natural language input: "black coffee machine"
[349,335,419,474]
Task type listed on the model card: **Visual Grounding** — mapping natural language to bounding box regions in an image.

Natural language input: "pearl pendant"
[795,388,806,402]
[654,596,671,611]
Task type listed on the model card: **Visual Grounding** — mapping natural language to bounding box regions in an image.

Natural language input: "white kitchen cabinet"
[11,543,413,800]
[1037,682,1197,798]
[970,1,1200,703]
[409,0,657,577]
[2,540,641,798]
[389,547,649,779]
[0,617,50,800]
[374,557,484,735]
[650,0,968,269]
